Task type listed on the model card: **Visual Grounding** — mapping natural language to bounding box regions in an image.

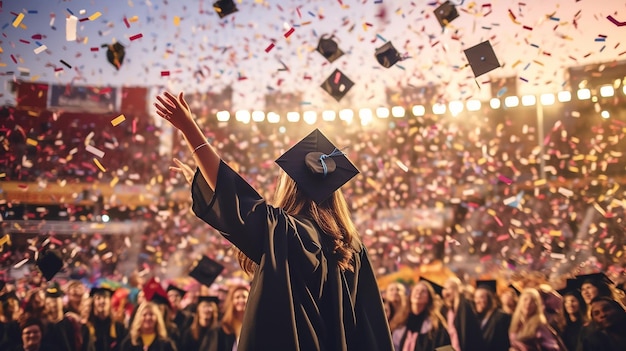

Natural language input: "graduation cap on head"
[507,283,521,297]
[36,249,63,281]
[198,295,220,305]
[275,129,360,204]
[189,256,224,287]
[0,290,18,303]
[166,284,187,298]
[213,0,238,18]
[476,279,497,294]
[575,272,614,290]
[419,277,444,297]
[375,41,402,68]
[320,69,354,102]
[557,278,581,297]
[464,40,501,78]
[46,282,64,298]
[316,35,344,63]
[102,42,125,70]
[90,286,114,297]
[150,291,172,309]
[434,1,460,28]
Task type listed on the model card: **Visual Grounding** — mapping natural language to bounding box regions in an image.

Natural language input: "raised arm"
[154,91,220,189]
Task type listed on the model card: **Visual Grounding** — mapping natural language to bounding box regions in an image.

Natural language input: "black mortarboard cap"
[150,292,171,308]
[275,129,360,204]
[434,1,460,28]
[166,284,187,298]
[464,40,500,78]
[0,280,5,291]
[575,272,614,289]
[103,42,125,70]
[89,287,114,297]
[375,41,402,68]
[46,283,64,298]
[420,277,444,297]
[36,249,63,281]
[0,291,18,302]
[198,295,220,305]
[213,0,238,18]
[476,279,497,293]
[316,35,344,63]
[189,256,224,287]
[557,278,580,296]
[320,69,354,102]
[507,283,521,297]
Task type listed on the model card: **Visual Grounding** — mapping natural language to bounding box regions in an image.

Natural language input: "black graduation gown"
[0,321,20,351]
[180,327,213,351]
[47,318,95,351]
[561,319,583,351]
[394,313,451,351]
[191,161,394,351]
[83,317,127,351]
[479,308,511,351]
[441,296,486,351]
[203,327,236,351]
[118,336,176,351]
[172,311,191,333]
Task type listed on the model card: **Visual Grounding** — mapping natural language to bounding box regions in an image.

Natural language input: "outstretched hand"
[170,158,195,185]
[154,91,194,131]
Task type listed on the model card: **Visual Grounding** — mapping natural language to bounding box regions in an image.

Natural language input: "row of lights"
[215,86,624,124]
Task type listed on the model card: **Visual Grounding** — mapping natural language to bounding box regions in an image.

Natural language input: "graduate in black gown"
[580,297,626,351]
[166,285,191,333]
[43,284,93,351]
[119,302,176,351]
[180,296,219,351]
[204,285,248,351]
[473,280,511,351]
[559,287,586,351]
[441,277,486,351]
[156,91,393,351]
[12,317,45,351]
[83,287,127,351]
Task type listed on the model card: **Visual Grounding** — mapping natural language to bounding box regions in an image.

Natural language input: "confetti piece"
[129,33,143,41]
[93,158,107,172]
[33,44,47,54]
[160,71,170,76]
[265,43,275,53]
[173,16,181,26]
[14,258,29,268]
[498,174,513,184]
[123,16,130,28]
[66,15,78,41]
[607,15,626,27]
[85,11,101,21]
[85,144,105,158]
[60,59,72,69]
[284,27,295,38]
[26,138,38,146]
[557,187,573,197]
[376,33,387,42]
[12,13,24,27]
[90,47,99,52]
[111,114,126,126]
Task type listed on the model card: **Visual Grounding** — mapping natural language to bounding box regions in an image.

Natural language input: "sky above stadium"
[1,0,626,111]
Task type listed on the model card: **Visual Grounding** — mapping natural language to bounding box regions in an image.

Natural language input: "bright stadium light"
[600,85,615,97]
[540,93,555,106]
[235,110,251,124]
[286,111,300,122]
[322,110,336,121]
[216,110,230,122]
[391,106,405,117]
[577,88,591,100]
[359,108,374,126]
[448,101,463,116]
[412,105,426,116]
[303,111,317,125]
[432,103,446,115]
[376,107,390,118]
[557,91,572,102]
[504,96,519,107]
[489,98,501,109]
[601,110,610,119]
[521,95,536,106]
[466,99,481,111]
[251,110,265,122]
[339,109,354,122]
[267,112,280,123]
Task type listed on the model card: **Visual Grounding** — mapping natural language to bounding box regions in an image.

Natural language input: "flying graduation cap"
[316,35,344,63]
[320,69,354,102]
[103,42,125,70]
[434,1,460,28]
[36,249,63,281]
[464,40,501,78]
[375,41,402,68]
[275,129,359,204]
[213,0,238,18]
[189,256,224,287]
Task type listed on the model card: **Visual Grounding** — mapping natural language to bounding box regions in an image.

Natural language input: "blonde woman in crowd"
[509,288,565,351]
[205,285,249,351]
[385,282,409,334]
[119,302,176,351]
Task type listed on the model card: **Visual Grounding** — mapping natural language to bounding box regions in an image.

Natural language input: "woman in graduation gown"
[472,282,511,351]
[119,302,176,351]
[509,288,565,351]
[83,288,127,351]
[180,296,219,351]
[156,91,393,351]
[559,289,586,351]
[205,285,248,351]
[393,281,450,351]
[43,285,93,351]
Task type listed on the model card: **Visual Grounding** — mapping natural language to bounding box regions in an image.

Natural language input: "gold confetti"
[26,138,38,146]
[111,114,126,126]
[88,12,102,21]
[13,13,25,28]
[93,158,107,172]
[173,16,181,26]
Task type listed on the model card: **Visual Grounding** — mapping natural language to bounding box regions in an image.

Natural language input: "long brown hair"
[190,299,219,340]
[237,170,361,275]
[220,285,249,335]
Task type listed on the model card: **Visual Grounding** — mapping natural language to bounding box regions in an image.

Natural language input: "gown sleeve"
[191,160,321,273]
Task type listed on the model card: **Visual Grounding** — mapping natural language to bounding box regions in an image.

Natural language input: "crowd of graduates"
[2,269,626,351]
